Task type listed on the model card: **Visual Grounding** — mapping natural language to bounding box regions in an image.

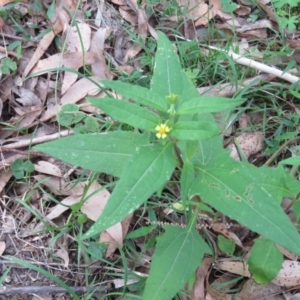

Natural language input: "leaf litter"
[1,0,300,299]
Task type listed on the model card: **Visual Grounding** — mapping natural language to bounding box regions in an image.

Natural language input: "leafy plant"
[33,32,300,298]
[0,57,17,74]
[10,158,34,179]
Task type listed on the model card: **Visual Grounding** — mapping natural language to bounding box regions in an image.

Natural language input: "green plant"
[34,32,300,299]
[10,158,34,179]
[0,57,17,74]
[271,0,300,31]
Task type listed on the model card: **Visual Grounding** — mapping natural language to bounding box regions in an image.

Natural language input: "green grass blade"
[2,256,80,300]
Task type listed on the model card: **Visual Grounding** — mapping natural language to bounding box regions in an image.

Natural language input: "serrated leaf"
[33,132,149,177]
[249,239,283,284]
[82,143,176,238]
[171,121,220,140]
[151,31,186,97]
[177,97,246,115]
[143,225,211,300]
[101,80,168,112]
[190,153,300,255]
[88,97,160,131]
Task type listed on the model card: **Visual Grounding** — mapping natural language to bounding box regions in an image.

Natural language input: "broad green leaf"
[190,153,300,255]
[33,131,149,177]
[151,31,185,97]
[88,97,161,131]
[143,225,211,300]
[82,143,176,238]
[180,160,194,203]
[248,239,283,284]
[217,235,235,256]
[101,80,168,112]
[171,121,220,140]
[177,97,246,115]
[279,156,300,165]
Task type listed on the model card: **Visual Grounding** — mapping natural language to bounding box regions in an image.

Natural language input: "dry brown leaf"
[90,28,114,79]
[34,175,84,196]
[40,76,102,122]
[54,245,69,267]
[235,5,251,16]
[0,169,12,194]
[34,161,62,177]
[119,6,137,25]
[227,132,264,161]
[0,241,6,256]
[218,260,300,287]
[236,278,284,299]
[237,19,273,33]
[100,214,133,257]
[22,31,55,78]
[192,257,212,300]
[211,223,244,248]
[253,0,277,22]
[0,0,14,6]
[9,107,42,131]
[46,195,81,220]
[30,52,94,76]
[61,23,92,94]
[205,272,233,300]
[15,87,42,107]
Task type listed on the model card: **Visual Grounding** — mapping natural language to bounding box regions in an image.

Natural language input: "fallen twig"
[1,130,73,149]
[207,45,300,84]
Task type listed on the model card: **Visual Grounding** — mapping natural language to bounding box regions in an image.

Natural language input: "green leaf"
[101,80,168,112]
[220,0,238,13]
[33,131,149,177]
[177,97,246,115]
[88,97,160,131]
[190,153,300,255]
[82,143,176,239]
[248,239,283,284]
[171,121,220,141]
[181,161,194,202]
[126,226,155,239]
[279,156,300,165]
[143,225,211,300]
[23,160,34,173]
[151,31,185,97]
[217,235,235,256]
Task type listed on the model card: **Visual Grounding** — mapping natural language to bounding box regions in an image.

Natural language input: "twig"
[197,74,276,97]
[1,130,74,149]
[0,285,106,295]
[207,45,300,84]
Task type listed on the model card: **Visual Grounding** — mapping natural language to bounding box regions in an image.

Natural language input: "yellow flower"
[155,123,170,139]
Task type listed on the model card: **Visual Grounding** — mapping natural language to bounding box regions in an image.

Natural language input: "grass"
[2,0,300,299]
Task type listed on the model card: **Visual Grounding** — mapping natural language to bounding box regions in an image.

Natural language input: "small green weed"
[33,32,300,299]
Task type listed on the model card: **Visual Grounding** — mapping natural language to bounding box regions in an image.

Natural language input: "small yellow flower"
[155,123,170,139]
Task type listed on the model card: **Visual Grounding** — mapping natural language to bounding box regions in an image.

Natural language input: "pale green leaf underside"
[101,80,168,112]
[82,143,176,238]
[33,132,149,177]
[151,31,185,97]
[143,225,211,300]
[248,239,283,284]
[172,121,220,140]
[177,97,246,115]
[88,97,161,131]
[190,155,300,255]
